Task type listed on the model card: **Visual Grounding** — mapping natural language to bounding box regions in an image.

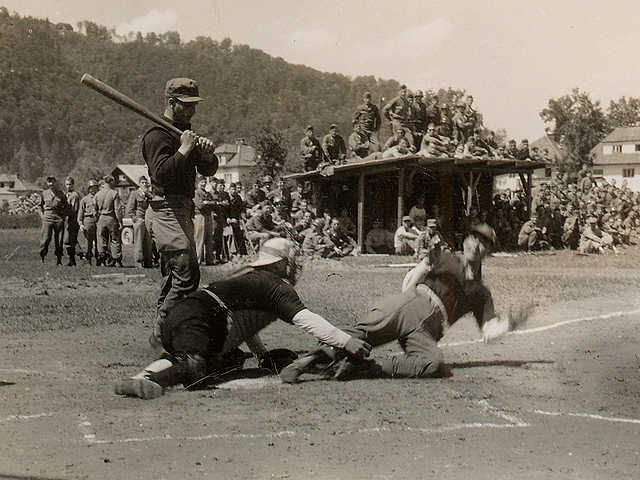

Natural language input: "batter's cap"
[165,78,203,103]
[251,238,296,267]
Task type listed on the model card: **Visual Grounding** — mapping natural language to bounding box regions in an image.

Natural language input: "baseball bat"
[80,73,183,136]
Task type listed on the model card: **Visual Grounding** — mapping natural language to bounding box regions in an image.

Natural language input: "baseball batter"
[282,223,529,381]
[115,238,371,399]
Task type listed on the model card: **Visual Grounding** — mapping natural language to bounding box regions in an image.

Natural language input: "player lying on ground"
[115,238,371,399]
[281,223,531,382]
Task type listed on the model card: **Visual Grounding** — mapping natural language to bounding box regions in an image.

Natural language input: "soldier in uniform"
[382,85,414,146]
[77,180,99,265]
[142,77,218,346]
[193,175,215,265]
[126,175,154,268]
[39,176,68,265]
[352,92,381,152]
[300,125,324,171]
[321,124,347,165]
[95,174,123,267]
[64,177,81,266]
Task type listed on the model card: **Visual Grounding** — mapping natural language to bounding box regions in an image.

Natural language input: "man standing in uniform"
[39,176,68,265]
[95,174,123,267]
[64,177,81,266]
[193,175,215,265]
[115,238,371,399]
[353,92,381,153]
[142,77,217,346]
[78,180,99,265]
[382,85,413,146]
[282,224,529,382]
[126,175,154,268]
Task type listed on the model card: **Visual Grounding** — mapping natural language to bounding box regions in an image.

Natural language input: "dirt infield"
[1,229,639,479]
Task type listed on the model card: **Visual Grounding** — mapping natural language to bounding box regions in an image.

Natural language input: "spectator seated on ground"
[364,218,394,254]
[302,218,334,257]
[245,203,281,248]
[418,122,450,157]
[383,137,413,159]
[327,218,358,257]
[394,215,420,255]
[561,203,581,250]
[337,208,356,238]
[293,210,314,243]
[517,213,550,251]
[579,217,618,254]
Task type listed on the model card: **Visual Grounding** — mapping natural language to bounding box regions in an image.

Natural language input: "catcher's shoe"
[115,377,164,400]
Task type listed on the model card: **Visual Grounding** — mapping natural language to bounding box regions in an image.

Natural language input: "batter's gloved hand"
[258,349,299,374]
[344,337,371,359]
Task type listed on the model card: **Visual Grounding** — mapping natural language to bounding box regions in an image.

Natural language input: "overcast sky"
[4,0,640,142]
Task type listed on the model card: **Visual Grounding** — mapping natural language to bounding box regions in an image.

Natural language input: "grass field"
[1,228,639,479]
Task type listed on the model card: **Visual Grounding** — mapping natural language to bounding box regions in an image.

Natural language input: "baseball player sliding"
[281,223,530,382]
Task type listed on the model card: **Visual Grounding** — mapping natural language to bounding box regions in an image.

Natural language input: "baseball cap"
[469,223,497,250]
[427,218,437,227]
[165,78,203,102]
[252,238,296,267]
[402,215,412,222]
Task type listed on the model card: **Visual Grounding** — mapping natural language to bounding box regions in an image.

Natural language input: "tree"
[252,123,288,179]
[540,88,608,164]
[607,96,640,129]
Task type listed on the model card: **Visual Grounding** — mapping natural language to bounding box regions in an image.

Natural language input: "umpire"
[142,78,217,346]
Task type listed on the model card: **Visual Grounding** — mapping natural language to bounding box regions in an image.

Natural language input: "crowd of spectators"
[485,171,640,254]
[300,85,555,170]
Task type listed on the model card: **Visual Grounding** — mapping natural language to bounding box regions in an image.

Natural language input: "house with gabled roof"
[590,126,640,191]
[0,173,43,207]
[213,140,256,186]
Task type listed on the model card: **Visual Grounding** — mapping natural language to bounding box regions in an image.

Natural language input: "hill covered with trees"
[0,8,490,186]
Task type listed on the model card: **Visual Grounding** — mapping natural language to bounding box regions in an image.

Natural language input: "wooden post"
[397,167,405,228]
[358,173,365,251]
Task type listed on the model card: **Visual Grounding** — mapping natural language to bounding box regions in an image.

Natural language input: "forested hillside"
[0,8,468,186]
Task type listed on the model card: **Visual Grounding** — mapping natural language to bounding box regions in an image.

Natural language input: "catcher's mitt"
[259,348,299,374]
[508,302,534,331]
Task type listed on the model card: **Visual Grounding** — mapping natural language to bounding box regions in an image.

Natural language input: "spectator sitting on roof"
[383,137,413,159]
[505,139,519,159]
[383,126,411,152]
[451,100,474,149]
[516,139,530,160]
[418,122,450,157]
[301,125,324,171]
[322,124,347,165]
[394,215,420,255]
[348,122,372,160]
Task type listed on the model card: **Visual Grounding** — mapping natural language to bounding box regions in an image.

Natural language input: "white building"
[214,140,256,187]
[591,126,640,191]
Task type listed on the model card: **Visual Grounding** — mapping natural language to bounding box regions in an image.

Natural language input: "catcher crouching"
[281,223,531,382]
[115,238,370,399]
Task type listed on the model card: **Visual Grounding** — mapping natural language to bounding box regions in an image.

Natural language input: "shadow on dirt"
[450,359,554,369]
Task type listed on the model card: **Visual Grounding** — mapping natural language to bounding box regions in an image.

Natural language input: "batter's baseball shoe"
[114,377,164,400]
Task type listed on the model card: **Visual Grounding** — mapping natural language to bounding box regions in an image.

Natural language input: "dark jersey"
[422,250,495,328]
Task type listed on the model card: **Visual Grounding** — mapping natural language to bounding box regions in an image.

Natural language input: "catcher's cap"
[469,223,497,250]
[87,179,99,188]
[251,238,297,267]
[165,78,203,102]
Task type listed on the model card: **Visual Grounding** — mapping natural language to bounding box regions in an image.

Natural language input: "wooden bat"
[80,74,183,136]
